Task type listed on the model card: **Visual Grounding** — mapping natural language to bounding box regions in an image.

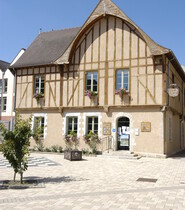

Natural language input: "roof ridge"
[0,60,10,64]
[41,26,81,34]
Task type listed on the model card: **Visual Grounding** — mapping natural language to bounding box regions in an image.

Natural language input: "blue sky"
[0,0,185,65]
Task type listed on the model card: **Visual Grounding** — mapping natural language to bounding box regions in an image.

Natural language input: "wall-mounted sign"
[141,122,151,132]
[103,122,111,135]
[167,84,179,98]
[112,128,116,133]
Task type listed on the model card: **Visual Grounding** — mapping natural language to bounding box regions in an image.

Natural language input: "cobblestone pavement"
[0,152,185,210]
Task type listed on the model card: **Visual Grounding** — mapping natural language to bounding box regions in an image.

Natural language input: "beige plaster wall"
[20,107,184,156]
[16,66,60,110]
[64,15,161,108]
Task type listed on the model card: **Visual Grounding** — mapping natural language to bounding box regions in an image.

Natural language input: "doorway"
[117,117,130,150]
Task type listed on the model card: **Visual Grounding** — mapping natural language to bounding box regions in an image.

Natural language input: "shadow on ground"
[170,150,185,159]
[0,176,88,190]
[25,176,89,183]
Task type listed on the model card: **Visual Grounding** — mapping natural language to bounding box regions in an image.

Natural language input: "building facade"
[0,60,12,130]
[11,0,185,157]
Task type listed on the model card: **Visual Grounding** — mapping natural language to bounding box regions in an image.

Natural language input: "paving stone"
[0,152,185,209]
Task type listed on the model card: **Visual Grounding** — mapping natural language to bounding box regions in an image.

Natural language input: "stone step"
[99,151,142,160]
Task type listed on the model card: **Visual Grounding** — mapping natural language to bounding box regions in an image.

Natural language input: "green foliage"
[0,144,3,152]
[58,146,63,153]
[0,113,32,183]
[32,117,45,153]
[65,131,79,151]
[45,147,52,152]
[83,131,100,154]
[82,148,90,155]
[37,141,44,152]
[51,145,58,152]
[32,118,44,143]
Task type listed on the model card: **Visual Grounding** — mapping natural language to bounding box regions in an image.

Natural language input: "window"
[172,73,175,84]
[0,79,8,93]
[67,117,78,135]
[33,117,45,138]
[86,72,98,92]
[116,69,129,91]
[87,117,98,134]
[34,75,44,94]
[0,97,7,112]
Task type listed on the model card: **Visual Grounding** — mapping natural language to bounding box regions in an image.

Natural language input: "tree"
[0,113,32,184]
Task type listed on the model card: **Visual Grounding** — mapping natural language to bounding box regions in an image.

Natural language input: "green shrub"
[0,144,3,152]
[58,146,63,153]
[82,149,90,155]
[45,147,52,152]
[51,145,58,152]
[37,142,44,152]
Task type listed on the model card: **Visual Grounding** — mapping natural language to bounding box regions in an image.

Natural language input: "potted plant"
[33,92,44,105]
[83,131,100,154]
[85,90,97,99]
[115,88,127,100]
[64,131,82,161]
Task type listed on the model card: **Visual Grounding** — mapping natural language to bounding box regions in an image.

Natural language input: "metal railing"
[100,136,113,153]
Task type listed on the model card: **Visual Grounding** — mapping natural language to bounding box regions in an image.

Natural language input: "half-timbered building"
[11,0,185,157]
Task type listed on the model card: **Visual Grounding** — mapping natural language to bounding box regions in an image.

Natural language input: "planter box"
[64,150,82,161]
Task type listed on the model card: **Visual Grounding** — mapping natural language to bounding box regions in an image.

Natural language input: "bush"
[37,142,44,152]
[82,149,90,155]
[58,146,63,153]
[45,147,52,152]
[51,145,58,152]
[0,144,2,152]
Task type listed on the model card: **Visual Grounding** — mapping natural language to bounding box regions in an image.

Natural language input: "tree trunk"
[13,172,16,182]
[20,172,23,184]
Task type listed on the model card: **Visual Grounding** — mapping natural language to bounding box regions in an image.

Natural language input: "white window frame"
[116,69,129,91]
[83,112,102,137]
[34,75,44,94]
[66,116,78,135]
[63,113,81,137]
[31,113,47,139]
[33,116,45,138]
[86,71,98,92]
[87,116,98,134]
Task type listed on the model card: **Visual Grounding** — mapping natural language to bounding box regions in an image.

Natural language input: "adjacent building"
[10,0,185,157]
[0,60,12,130]
[0,49,25,131]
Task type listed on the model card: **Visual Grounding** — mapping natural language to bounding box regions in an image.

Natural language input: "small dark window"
[0,97,7,112]
[172,73,175,84]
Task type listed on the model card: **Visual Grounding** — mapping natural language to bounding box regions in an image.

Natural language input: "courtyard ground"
[0,151,185,210]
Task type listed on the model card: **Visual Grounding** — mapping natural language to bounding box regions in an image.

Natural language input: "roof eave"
[166,50,185,82]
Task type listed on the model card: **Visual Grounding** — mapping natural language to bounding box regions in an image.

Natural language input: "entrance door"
[117,117,130,150]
